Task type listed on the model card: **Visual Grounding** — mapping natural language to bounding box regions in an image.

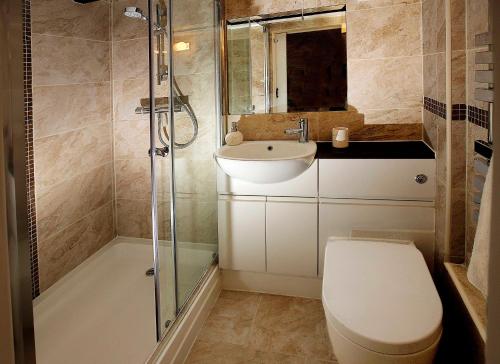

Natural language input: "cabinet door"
[266,198,318,277]
[218,196,266,272]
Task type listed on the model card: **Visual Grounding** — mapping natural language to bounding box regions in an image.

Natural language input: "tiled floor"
[185,290,337,363]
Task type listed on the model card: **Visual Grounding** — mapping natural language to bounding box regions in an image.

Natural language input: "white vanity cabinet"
[217,162,318,277]
[218,195,266,272]
[266,197,318,277]
[217,150,437,293]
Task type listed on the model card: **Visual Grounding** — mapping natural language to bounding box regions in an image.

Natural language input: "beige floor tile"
[304,359,338,364]
[186,340,305,364]
[211,290,262,319]
[247,294,336,362]
[197,291,261,346]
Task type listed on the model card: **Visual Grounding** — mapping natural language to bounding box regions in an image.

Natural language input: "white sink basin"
[215,141,317,184]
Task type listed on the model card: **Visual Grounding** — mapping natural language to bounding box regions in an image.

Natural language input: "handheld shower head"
[123,7,148,20]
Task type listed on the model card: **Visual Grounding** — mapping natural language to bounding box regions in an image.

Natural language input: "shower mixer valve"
[149,146,169,158]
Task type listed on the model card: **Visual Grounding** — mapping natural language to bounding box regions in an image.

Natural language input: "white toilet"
[322,239,443,364]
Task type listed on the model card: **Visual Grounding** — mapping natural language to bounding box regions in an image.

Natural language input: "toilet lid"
[322,239,442,355]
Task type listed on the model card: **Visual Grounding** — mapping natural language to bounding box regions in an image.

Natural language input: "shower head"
[123,7,148,20]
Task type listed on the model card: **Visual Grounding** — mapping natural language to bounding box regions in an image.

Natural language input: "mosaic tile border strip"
[424,97,489,128]
[452,104,467,121]
[22,0,39,299]
[468,105,490,129]
[424,97,446,119]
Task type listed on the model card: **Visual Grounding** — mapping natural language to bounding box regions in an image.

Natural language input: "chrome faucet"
[284,118,309,143]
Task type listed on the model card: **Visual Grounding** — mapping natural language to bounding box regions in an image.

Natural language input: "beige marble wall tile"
[316,110,364,140]
[452,50,466,104]
[172,30,215,76]
[173,0,214,31]
[237,112,320,141]
[436,117,446,184]
[423,54,438,99]
[115,158,152,201]
[349,123,422,140]
[436,52,447,102]
[362,108,422,125]
[225,0,334,19]
[115,158,171,202]
[32,0,110,41]
[422,0,445,54]
[113,0,149,41]
[466,0,488,50]
[36,164,113,241]
[435,179,446,260]
[451,0,465,50]
[113,78,167,121]
[449,121,466,259]
[114,119,150,159]
[450,186,466,259]
[33,82,111,139]
[116,199,152,238]
[348,56,423,110]
[34,123,112,190]
[235,112,421,141]
[423,110,438,150]
[112,38,149,81]
[38,202,114,292]
[116,199,171,240]
[32,34,110,86]
[346,0,420,11]
[347,3,422,59]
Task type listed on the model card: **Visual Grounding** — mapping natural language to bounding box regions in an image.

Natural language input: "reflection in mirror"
[226,7,347,115]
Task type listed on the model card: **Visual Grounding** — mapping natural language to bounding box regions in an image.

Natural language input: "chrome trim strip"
[215,0,225,148]
[147,0,162,342]
[165,0,180,318]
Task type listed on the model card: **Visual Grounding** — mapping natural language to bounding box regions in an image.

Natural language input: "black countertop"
[316,141,435,159]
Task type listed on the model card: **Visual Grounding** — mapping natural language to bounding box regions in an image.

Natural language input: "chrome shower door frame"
[147,0,179,341]
[147,0,164,342]
[148,0,223,342]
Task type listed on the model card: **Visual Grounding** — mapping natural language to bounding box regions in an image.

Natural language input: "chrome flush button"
[415,174,428,184]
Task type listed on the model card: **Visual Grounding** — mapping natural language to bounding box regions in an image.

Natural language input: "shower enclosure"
[2,0,221,362]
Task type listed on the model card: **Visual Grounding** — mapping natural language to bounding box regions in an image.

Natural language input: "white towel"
[467,157,493,298]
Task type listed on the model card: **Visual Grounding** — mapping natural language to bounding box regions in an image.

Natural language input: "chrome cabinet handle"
[415,174,428,184]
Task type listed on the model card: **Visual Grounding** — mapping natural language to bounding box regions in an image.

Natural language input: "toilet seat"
[322,239,442,356]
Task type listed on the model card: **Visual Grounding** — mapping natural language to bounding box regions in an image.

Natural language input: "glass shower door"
[150,0,220,339]
[170,0,219,310]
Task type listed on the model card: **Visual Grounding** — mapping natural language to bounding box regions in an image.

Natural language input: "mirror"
[226,6,347,115]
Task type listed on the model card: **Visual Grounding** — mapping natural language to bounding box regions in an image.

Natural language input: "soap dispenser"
[225,122,244,146]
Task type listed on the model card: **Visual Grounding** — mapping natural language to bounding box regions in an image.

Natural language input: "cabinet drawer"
[319,159,435,201]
